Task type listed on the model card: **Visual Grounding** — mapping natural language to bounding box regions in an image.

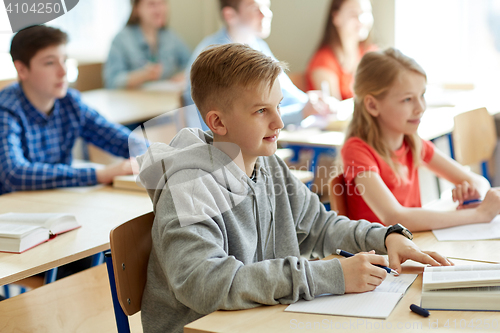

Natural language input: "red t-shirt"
[341,137,435,225]
[305,46,376,100]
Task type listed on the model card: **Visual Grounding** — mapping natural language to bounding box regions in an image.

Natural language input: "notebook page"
[285,274,417,319]
[285,292,403,319]
[432,215,500,241]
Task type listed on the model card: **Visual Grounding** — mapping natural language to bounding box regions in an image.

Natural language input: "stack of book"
[421,264,500,311]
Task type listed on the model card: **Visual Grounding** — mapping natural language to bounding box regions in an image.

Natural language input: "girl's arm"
[309,68,342,100]
[425,148,490,203]
[354,171,500,232]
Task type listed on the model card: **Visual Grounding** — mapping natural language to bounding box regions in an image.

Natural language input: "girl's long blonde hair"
[346,48,427,178]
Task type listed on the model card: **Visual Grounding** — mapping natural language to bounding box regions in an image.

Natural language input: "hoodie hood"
[137,128,256,227]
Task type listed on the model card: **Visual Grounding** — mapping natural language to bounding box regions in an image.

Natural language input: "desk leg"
[105,251,131,333]
[44,268,58,284]
[91,251,105,267]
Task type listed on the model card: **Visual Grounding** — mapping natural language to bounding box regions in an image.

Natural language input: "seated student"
[104,0,191,89]
[0,25,140,195]
[136,43,451,333]
[182,0,332,128]
[341,48,500,231]
[305,0,376,100]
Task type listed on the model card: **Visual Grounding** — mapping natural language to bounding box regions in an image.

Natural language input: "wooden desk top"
[81,89,181,125]
[185,232,500,332]
[0,186,152,286]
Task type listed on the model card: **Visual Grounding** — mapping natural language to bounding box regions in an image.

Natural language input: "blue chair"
[105,212,154,333]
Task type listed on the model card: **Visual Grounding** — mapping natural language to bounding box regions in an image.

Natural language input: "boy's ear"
[222,6,238,26]
[13,60,29,81]
[364,95,380,117]
[206,110,227,136]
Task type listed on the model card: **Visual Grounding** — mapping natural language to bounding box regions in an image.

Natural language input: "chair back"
[453,107,496,166]
[328,174,348,217]
[109,212,155,316]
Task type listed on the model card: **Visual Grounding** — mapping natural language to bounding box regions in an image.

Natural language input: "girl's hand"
[339,250,388,293]
[474,188,500,222]
[452,180,480,205]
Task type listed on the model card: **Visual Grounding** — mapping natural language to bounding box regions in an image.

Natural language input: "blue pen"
[336,249,399,275]
[463,199,482,206]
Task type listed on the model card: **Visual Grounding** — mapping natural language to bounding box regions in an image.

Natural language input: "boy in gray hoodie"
[137,43,451,333]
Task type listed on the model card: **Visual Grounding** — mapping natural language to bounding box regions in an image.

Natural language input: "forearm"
[125,69,150,89]
[386,206,489,232]
[2,164,97,191]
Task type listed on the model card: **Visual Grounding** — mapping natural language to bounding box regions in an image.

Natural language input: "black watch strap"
[385,223,413,241]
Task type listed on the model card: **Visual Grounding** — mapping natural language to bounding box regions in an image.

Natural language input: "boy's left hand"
[385,233,453,274]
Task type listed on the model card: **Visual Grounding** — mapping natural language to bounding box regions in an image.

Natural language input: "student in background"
[138,43,451,333]
[341,48,500,232]
[182,0,332,129]
[305,0,376,100]
[0,25,140,195]
[104,0,191,89]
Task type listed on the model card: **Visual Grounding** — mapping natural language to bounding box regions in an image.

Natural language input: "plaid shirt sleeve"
[72,91,137,158]
[0,110,97,194]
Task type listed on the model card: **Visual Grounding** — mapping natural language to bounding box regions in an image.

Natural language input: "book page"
[0,223,43,238]
[285,274,417,319]
[0,213,79,235]
[432,215,500,241]
[423,264,500,290]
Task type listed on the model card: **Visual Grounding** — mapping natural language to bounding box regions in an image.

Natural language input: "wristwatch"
[385,223,413,241]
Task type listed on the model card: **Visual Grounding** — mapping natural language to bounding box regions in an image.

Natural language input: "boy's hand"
[96,158,136,184]
[453,180,480,205]
[385,234,453,274]
[339,250,388,293]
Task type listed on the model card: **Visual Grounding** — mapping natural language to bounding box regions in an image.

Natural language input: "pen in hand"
[336,249,399,276]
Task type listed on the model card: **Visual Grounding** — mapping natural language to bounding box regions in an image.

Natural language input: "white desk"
[81,89,181,125]
[0,187,152,286]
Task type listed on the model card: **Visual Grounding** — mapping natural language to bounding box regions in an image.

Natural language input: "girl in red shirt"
[341,48,500,231]
[305,0,376,100]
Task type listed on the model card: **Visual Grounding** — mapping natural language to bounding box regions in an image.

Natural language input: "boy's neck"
[213,139,257,177]
[20,83,56,115]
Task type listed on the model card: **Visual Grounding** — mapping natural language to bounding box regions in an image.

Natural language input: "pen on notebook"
[463,199,482,205]
[336,249,399,275]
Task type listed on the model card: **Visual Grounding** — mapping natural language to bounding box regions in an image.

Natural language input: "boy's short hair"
[10,25,68,67]
[219,0,243,11]
[190,43,286,117]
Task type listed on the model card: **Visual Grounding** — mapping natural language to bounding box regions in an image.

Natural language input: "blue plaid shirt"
[0,83,136,195]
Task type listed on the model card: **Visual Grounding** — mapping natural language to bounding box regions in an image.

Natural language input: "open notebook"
[285,273,417,319]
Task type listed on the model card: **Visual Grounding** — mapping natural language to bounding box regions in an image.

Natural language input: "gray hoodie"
[137,128,388,333]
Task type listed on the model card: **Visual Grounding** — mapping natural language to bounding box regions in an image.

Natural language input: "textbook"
[113,175,146,192]
[421,264,500,311]
[285,273,417,319]
[0,213,81,253]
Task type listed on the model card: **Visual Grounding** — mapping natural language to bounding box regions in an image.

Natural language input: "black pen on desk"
[336,249,399,275]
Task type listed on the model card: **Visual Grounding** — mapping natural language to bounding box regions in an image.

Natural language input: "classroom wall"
[168,0,396,73]
[0,0,395,80]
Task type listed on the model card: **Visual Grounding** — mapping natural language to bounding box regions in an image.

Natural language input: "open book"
[285,273,417,319]
[0,213,81,253]
[421,264,500,311]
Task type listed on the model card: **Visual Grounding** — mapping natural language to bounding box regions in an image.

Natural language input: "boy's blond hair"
[346,48,427,180]
[190,43,287,119]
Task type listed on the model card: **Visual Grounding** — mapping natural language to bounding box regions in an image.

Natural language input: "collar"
[17,83,59,123]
